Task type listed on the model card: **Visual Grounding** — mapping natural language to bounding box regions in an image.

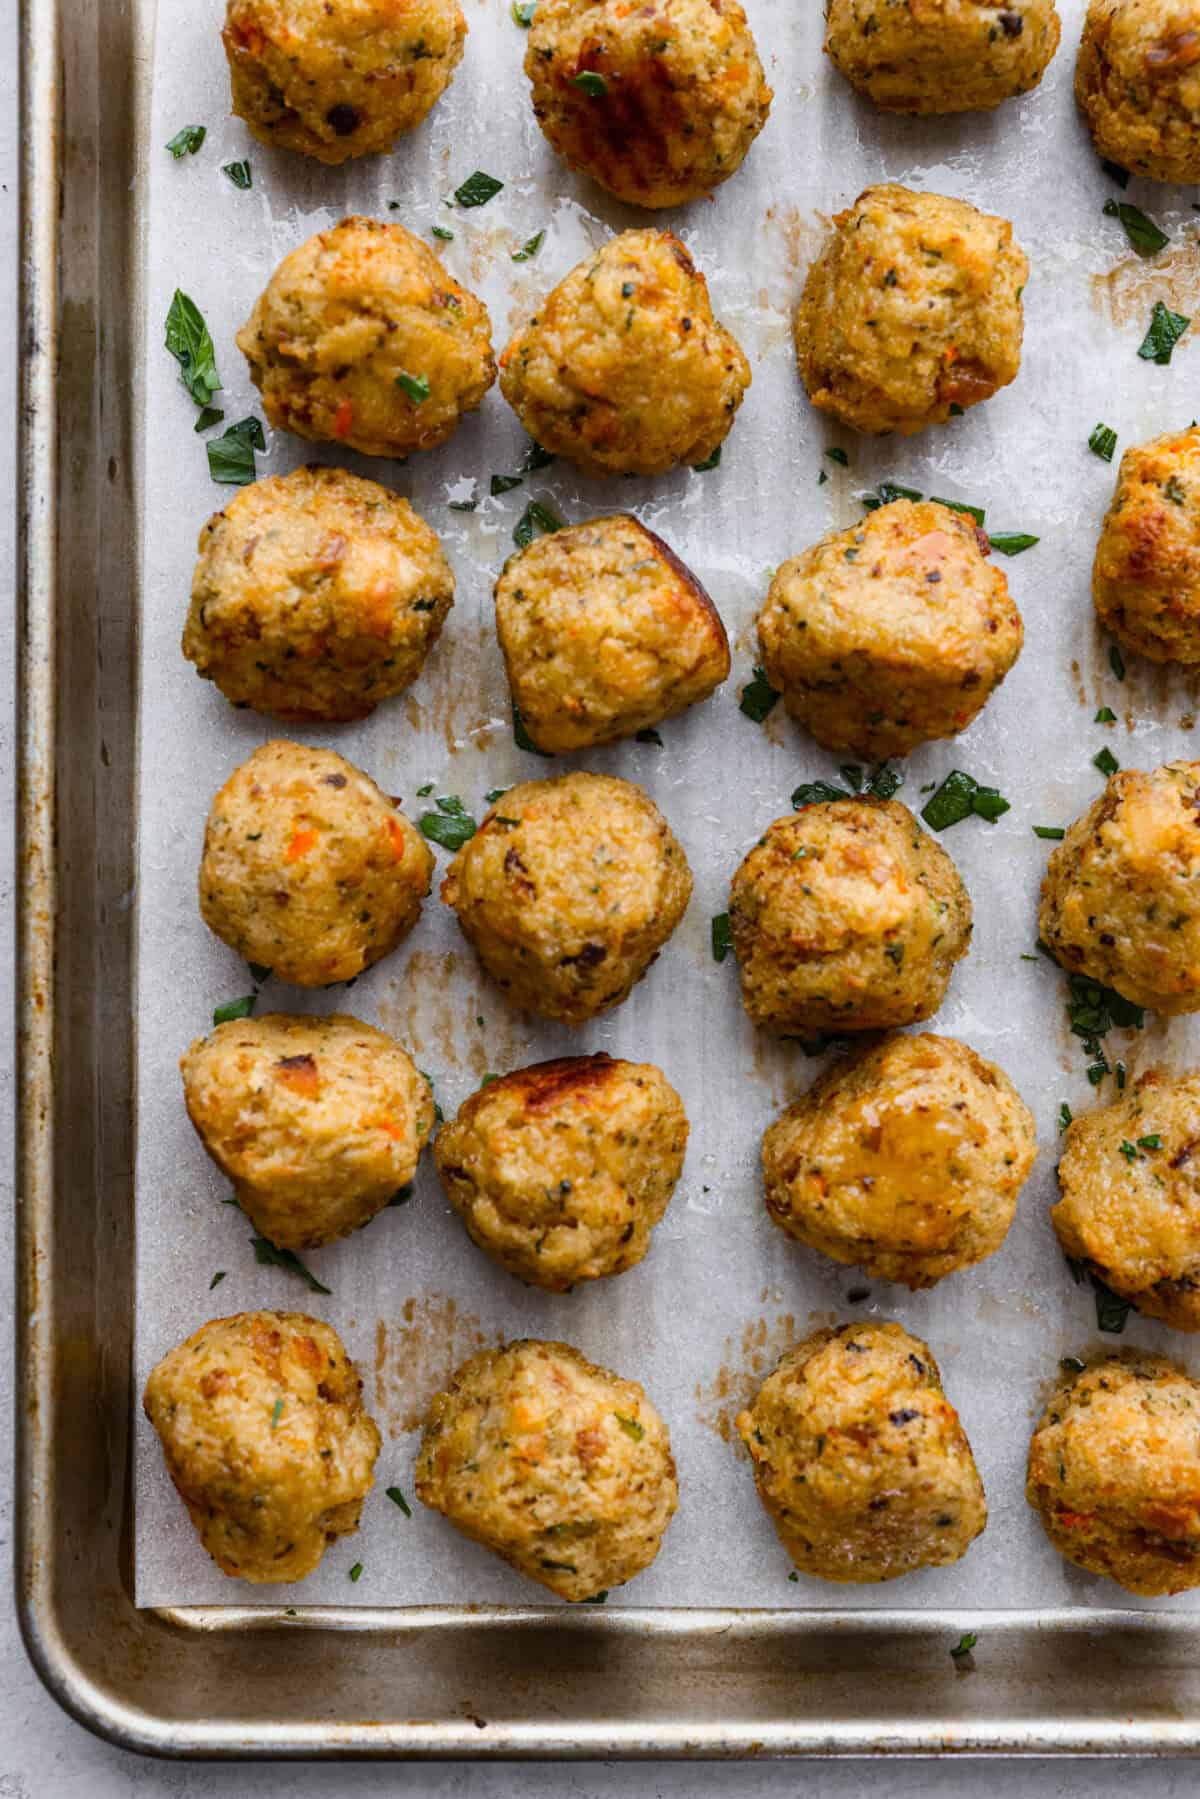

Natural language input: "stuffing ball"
[199,740,434,987]
[794,185,1028,436]
[183,466,455,723]
[1052,1068,1200,1331]
[237,217,495,459]
[499,229,750,477]
[181,1013,434,1250]
[1076,0,1200,183]
[524,0,771,208]
[223,0,466,165]
[441,772,692,1022]
[493,514,730,753]
[762,1033,1036,1289]
[757,499,1023,760]
[736,1322,987,1582]
[1038,759,1200,1015]
[1092,427,1200,666]
[1027,1355,1200,1594]
[728,798,972,1037]
[824,0,1061,112]
[143,1310,380,1583]
[434,1054,688,1290]
[415,1338,677,1599]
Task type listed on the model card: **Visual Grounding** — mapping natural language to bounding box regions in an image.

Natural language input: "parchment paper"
[135,0,1200,1609]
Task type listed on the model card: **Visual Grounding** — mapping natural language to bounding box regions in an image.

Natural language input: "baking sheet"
[134,0,1200,1610]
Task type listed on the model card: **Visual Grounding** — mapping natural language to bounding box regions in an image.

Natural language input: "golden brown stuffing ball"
[762,1033,1036,1289]
[1052,1069,1200,1331]
[415,1338,677,1599]
[499,229,750,477]
[524,0,771,208]
[728,798,972,1037]
[736,1322,986,1582]
[1076,0,1200,183]
[143,1310,380,1583]
[441,772,692,1023]
[199,740,434,987]
[237,217,495,460]
[434,1054,688,1290]
[181,1013,434,1250]
[183,466,455,723]
[824,0,1061,113]
[1027,1354,1200,1594]
[223,0,466,165]
[1092,427,1200,667]
[794,185,1028,437]
[1038,759,1200,1015]
[493,514,730,753]
[757,499,1023,760]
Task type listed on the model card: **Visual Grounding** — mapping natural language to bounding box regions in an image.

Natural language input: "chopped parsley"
[930,496,986,527]
[454,170,504,208]
[395,371,430,405]
[1138,1133,1163,1150]
[348,1562,364,1582]
[581,1590,608,1604]
[824,447,849,467]
[490,473,523,495]
[792,764,902,808]
[691,446,722,472]
[950,1632,977,1668]
[448,495,477,512]
[222,159,252,190]
[1032,825,1064,840]
[1059,1102,1073,1130]
[571,71,608,95]
[522,440,555,471]
[166,124,206,158]
[1094,746,1119,778]
[635,727,663,745]
[512,0,536,20]
[861,480,923,511]
[988,532,1039,556]
[1101,158,1130,188]
[1089,1269,1132,1334]
[1109,643,1126,681]
[921,771,1010,831]
[194,404,224,433]
[270,1398,284,1429]
[739,665,779,723]
[207,414,265,485]
[484,787,509,805]
[213,994,256,1025]
[1095,706,1116,724]
[1062,969,1144,1083]
[1137,301,1190,365]
[432,225,454,241]
[386,1486,413,1518]
[512,230,545,262]
[711,913,733,963]
[1089,423,1118,462]
[513,498,564,549]
[1103,198,1168,258]
[613,1412,644,1440]
[164,289,221,409]
[419,794,477,851]
[209,1270,226,1290]
[251,1236,331,1295]
[387,1184,413,1207]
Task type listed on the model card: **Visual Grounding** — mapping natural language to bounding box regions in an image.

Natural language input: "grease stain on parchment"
[1090,243,1200,330]
[694,1299,801,1455]
[374,1293,504,1435]
[376,947,535,1080]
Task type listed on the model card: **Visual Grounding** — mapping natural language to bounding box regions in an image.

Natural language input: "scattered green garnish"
[581,1590,608,1603]
[1109,644,1126,681]
[386,1486,413,1518]
[513,703,552,756]
[950,1632,977,1668]
[1137,300,1190,365]
[512,0,536,21]
[1103,198,1169,258]
[1089,423,1118,462]
[522,440,555,471]
[490,473,523,495]
[419,794,477,852]
[571,71,608,95]
[791,764,902,808]
[432,225,454,241]
[165,289,220,409]
[613,1412,644,1441]
[270,1398,284,1429]
[349,1562,364,1582]
[213,994,256,1025]
[861,480,923,511]
[512,230,545,262]
[1060,1355,1086,1373]
[1101,158,1130,188]
[824,447,849,467]
[387,1185,413,1207]
[1059,1102,1072,1130]
[930,496,986,527]
[1032,825,1064,840]
[454,170,504,208]
[1095,706,1116,724]
[166,124,206,158]
[1094,746,1119,778]
[691,446,722,472]
[921,771,1010,831]
[635,727,663,745]
[1089,1269,1132,1334]
[1138,1134,1163,1151]
[396,371,430,405]
[194,404,224,433]
[222,159,252,190]
[209,1270,226,1290]
[207,414,265,486]
[251,1236,331,1295]
[739,665,779,723]
[711,914,733,963]
[513,498,564,549]
[988,532,1039,556]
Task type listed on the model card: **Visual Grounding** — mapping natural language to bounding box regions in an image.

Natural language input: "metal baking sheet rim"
[16,0,1200,1759]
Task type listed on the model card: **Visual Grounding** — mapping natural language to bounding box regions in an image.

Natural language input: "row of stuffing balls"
[222,0,1200,188]
[141,0,1200,1604]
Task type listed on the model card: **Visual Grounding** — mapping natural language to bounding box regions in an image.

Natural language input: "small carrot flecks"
[333,398,354,439]
[286,827,318,862]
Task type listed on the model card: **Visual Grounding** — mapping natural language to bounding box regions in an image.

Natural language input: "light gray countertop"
[0,3,1197,1790]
